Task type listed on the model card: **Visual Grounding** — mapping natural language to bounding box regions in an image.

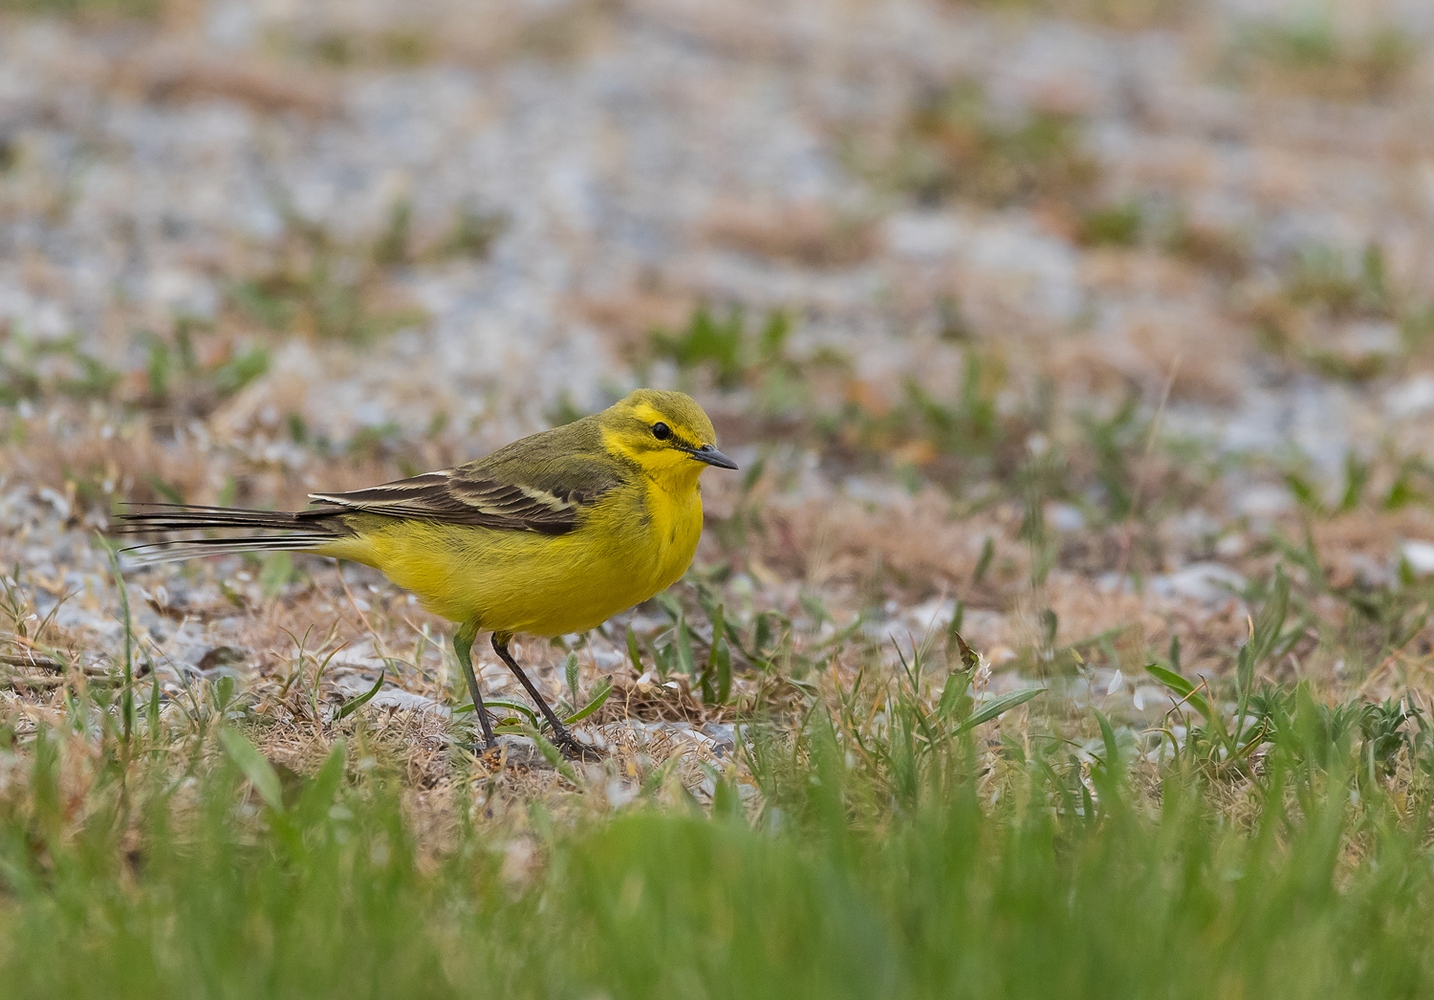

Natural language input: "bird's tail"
[116,503,349,567]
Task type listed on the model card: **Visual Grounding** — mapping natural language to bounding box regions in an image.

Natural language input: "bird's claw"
[469,739,506,769]
[551,729,604,762]
[469,728,602,765]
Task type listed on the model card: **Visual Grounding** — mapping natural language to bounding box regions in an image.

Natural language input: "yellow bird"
[120,389,737,754]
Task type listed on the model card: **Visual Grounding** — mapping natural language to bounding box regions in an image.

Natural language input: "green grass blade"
[955,687,1044,734]
[101,539,136,746]
[454,698,540,725]
[219,728,285,814]
[295,741,347,828]
[1146,663,1213,723]
[1095,708,1119,767]
[564,677,612,725]
[336,670,384,721]
[524,726,579,784]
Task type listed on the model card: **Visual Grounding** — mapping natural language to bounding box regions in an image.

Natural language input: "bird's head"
[599,389,737,489]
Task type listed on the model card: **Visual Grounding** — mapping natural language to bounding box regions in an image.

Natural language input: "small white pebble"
[1402,541,1434,576]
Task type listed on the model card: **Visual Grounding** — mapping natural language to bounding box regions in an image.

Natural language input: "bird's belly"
[335,488,702,637]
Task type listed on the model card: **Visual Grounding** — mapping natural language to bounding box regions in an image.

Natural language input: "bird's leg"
[453,622,495,749]
[490,634,579,751]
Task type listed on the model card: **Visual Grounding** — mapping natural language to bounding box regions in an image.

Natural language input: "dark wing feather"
[305,423,629,536]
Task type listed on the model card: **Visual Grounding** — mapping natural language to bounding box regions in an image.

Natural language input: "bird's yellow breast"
[318,475,703,638]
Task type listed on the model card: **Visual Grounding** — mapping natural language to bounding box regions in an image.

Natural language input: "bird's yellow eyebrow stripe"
[629,403,665,426]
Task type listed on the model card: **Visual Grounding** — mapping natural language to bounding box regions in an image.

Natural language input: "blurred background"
[6,0,1434,715]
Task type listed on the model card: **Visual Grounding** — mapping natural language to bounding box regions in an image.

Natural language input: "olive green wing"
[305,421,629,536]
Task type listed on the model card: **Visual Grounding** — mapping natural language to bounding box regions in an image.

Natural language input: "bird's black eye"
[652,422,672,441]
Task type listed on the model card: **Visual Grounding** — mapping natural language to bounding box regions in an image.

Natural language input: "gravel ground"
[5,0,1434,778]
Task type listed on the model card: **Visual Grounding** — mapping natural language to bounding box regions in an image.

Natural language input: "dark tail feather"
[116,502,334,533]
[116,502,347,567]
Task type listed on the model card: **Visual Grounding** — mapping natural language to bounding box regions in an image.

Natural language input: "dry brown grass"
[113,45,342,116]
[702,202,880,269]
[1223,16,1422,103]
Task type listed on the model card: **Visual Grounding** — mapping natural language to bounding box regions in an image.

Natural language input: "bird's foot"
[466,712,500,760]
[467,734,501,757]
[468,736,506,767]
[550,727,605,762]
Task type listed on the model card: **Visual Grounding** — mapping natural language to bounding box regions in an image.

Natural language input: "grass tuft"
[882,81,1099,209]
[1225,15,1420,100]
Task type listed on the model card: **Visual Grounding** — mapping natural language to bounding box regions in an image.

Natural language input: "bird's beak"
[685,444,739,470]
